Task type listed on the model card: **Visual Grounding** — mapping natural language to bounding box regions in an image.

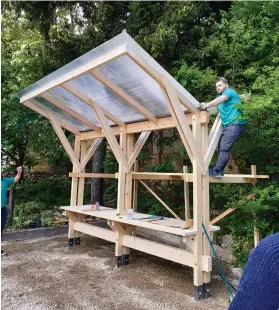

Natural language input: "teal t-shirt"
[217,88,246,127]
[1,178,14,208]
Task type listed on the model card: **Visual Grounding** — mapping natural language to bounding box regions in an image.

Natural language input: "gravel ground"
[1,234,231,310]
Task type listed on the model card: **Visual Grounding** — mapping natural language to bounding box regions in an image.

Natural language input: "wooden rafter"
[25,99,80,135]
[90,69,158,124]
[80,138,103,171]
[41,92,102,133]
[20,45,127,103]
[139,180,181,220]
[61,83,126,128]
[126,48,199,114]
[49,117,81,171]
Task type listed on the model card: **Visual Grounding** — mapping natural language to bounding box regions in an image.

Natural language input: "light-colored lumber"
[69,172,117,178]
[204,117,222,170]
[80,138,103,171]
[70,136,81,206]
[126,48,200,114]
[163,80,205,174]
[80,114,193,140]
[90,69,158,124]
[183,166,190,220]
[139,180,181,220]
[125,134,134,211]
[77,140,87,206]
[41,92,101,133]
[127,131,151,171]
[20,44,127,103]
[133,160,139,212]
[50,117,81,172]
[61,83,126,127]
[210,208,235,225]
[122,235,194,267]
[208,114,220,142]
[25,100,80,135]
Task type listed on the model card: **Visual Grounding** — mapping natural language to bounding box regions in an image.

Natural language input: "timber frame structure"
[18,32,268,300]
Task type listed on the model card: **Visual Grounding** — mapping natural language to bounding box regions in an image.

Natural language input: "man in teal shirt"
[1,166,22,255]
[200,77,246,177]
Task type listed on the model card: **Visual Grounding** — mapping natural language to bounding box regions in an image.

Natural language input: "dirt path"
[1,235,230,310]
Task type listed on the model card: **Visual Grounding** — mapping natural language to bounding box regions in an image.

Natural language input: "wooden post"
[125,134,134,212]
[133,160,139,212]
[201,113,211,296]
[183,166,190,220]
[251,165,260,246]
[77,141,87,205]
[192,114,204,300]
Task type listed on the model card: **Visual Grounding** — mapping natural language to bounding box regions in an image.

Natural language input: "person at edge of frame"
[200,77,246,177]
[1,166,23,255]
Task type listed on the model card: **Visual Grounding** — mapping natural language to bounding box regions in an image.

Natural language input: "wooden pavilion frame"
[19,33,268,300]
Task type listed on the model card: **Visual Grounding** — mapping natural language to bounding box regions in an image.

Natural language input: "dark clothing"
[215,124,245,171]
[1,207,8,234]
[228,233,279,310]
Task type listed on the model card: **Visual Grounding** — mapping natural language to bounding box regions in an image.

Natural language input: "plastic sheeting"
[18,32,198,132]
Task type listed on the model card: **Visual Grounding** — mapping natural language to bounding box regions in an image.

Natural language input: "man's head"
[216,77,228,94]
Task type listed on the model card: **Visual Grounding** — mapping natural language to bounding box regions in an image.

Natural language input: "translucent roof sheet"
[18,32,199,132]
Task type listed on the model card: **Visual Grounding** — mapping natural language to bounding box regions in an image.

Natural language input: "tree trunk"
[91,141,107,205]
[8,186,15,226]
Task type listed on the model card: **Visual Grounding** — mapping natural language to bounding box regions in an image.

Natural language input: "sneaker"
[1,250,8,256]
[209,167,224,177]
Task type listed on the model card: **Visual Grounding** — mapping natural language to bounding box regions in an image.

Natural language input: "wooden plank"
[127,131,151,171]
[74,221,115,243]
[163,80,205,174]
[80,114,193,140]
[25,100,80,135]
[183,166,190,220]
[139,180,181,220]
[117,127,127,215]
[69,172,117,178]
[20,45,128,103]
[125,134,134,211]
[87,97,130,173]
[126,49,199,114]
[133,160,139,212]
[204,118,222,170]
[208,114,220,143]
[61,83,126,127]
[70,137,81,206]
[77,140,87,206]
[192,113,203,287]
[122,235,194,267]
[210,208,235,225]
[41,92,101,133]
[80,138,103,171]
[90,69,158,124]
[50,117,81,172]
[161,86,193,164]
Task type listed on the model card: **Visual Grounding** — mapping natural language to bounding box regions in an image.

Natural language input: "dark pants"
[1,207,8,235]
[215,124,246,171]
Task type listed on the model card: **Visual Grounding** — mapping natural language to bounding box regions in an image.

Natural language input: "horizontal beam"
[80,114,193,140]
[122,235,194,267]
[20,45,128,103]
[69,172,117,178]
[74,222,115,243]
[69,172,268,183]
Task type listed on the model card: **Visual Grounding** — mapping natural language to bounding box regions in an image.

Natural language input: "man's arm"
[200,95,228,110]
[14,166,23,183]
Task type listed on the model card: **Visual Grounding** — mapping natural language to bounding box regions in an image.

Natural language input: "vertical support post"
[69,136,81,246]
[133,160,139,212]
[251,165,260,247]
[201,113,211,298]
[192,114,204,300]
[183,166,190,220]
